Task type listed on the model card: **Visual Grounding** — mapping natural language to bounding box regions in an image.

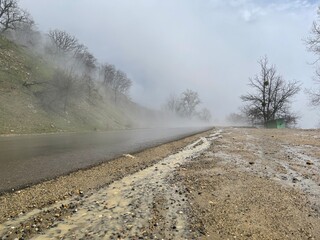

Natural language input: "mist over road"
[0,127,211,193]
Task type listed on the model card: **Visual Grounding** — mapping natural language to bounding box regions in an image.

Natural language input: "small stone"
[78,190,84,197]
[306,161,313,165]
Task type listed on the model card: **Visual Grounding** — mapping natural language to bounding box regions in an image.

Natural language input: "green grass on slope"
[0,37,135,134]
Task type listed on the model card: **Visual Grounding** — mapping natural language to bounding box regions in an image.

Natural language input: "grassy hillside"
[0,37,146,134]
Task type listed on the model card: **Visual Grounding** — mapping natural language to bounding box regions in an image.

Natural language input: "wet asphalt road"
[0,127,211,193]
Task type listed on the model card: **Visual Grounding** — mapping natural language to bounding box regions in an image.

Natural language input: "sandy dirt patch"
[180,128,320,239]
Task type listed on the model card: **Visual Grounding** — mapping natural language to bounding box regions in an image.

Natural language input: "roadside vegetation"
[0,0,212,134]
[0,33,150,134]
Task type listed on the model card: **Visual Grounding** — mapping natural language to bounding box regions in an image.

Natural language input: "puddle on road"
[0,130,222,239]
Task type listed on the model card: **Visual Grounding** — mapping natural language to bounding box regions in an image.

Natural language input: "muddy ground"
[0,127,320,239]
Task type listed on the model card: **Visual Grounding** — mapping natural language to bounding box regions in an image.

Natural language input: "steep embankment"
[0,37,146,134]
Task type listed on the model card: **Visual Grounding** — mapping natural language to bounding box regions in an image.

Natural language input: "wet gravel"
[0,129,219,239]
[1,127,319,239]
[179,127,320,239]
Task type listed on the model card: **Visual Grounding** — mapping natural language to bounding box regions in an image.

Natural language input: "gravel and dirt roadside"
[1,127,320,239]
[180,128,320,239]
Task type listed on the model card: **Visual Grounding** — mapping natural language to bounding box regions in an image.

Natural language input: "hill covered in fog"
[0,36,157,134]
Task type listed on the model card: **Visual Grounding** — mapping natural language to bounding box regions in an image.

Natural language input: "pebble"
[292,177,299,183]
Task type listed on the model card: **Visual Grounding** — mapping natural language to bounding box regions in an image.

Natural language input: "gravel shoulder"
[1,127,320,239]
[180,127,320,239]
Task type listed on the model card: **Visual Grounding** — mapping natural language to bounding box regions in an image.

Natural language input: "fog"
[20,0,320,128]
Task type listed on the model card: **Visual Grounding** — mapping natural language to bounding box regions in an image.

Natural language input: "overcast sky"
[20,0,320,128]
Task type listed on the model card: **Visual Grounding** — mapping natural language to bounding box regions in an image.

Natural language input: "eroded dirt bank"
[0,128,320,239]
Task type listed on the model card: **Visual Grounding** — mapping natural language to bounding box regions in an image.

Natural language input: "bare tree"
[179,89,201,118]
[164,94,180,113]
[112,70,132,103]
[74,47,97,96]
[241,56,301,126]
[81,74,96,100]
[306,8,320,62]
[74,46,97,73]
[36,69,78,112]
[7,19,40,46]
[306,78,320,107]
[198,108,212,122]
[0,0,31,34]
[164,90,201,118]
[306,10,320,108]
[47,29,79,54]
[101,63,116,86]
[101,64,132,103]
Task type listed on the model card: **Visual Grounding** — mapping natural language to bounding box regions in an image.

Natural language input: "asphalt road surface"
[0,127,211,193]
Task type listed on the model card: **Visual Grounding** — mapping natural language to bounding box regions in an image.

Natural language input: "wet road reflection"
[0,127,211,193]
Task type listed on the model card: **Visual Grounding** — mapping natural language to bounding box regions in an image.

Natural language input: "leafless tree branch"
[0,0,31,33]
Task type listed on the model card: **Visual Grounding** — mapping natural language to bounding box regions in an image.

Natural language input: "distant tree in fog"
[240,56,300,126]
[114,70,132,95]
[164,89,201,119]
[101,64,132,103]
[179,89,201,118]
[101,64,116,86]
[164,94,180,113]
[0,0,31,34]
[47,29,79,54]
[198,108,212,122]
[74,47,97,99]
[74,46,97,73]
